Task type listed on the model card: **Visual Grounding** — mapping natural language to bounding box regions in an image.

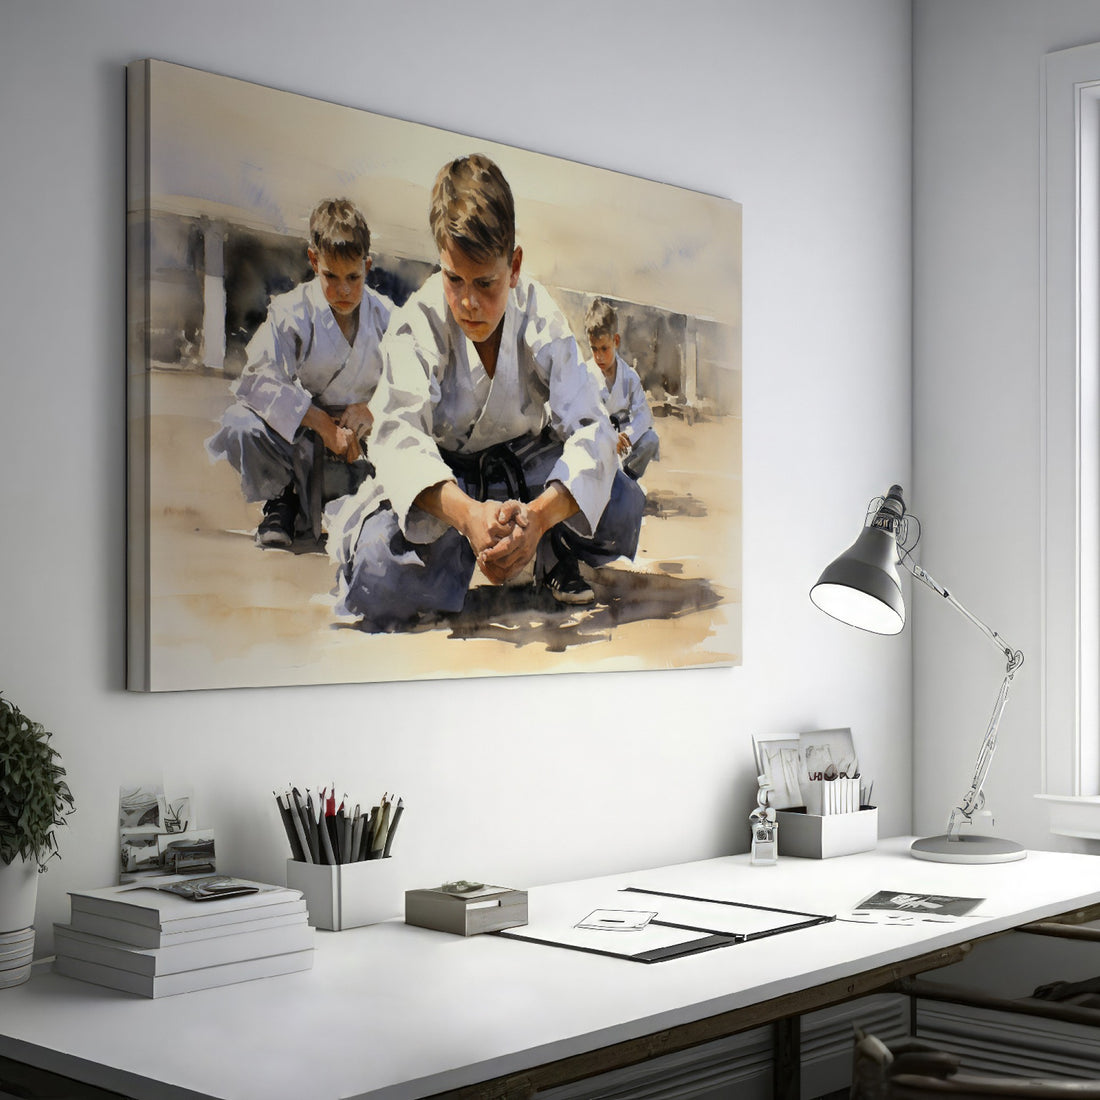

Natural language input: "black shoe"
[256,486,298,548]
[543,556,595,605]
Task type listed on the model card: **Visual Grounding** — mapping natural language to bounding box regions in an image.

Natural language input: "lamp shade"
[810,526,905,635]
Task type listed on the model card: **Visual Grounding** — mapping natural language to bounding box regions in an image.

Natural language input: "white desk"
[2,838,1099,1100]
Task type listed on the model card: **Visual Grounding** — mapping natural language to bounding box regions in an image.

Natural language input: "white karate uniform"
[589,354,655,444]
[207,278,392,508]
[588,353,660,479]
[233,278,392,442]
[327,273,643,623]
[329,272,618,560]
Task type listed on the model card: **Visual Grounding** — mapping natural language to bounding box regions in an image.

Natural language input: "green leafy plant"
[0,692,75,870]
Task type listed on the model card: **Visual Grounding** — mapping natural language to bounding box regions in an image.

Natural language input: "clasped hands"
[421,479,576,588]
[465,499,542,586]
[305,403,373,464]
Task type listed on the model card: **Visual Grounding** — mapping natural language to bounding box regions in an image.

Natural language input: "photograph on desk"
[754,728,872,812]
[752,736,804,810]
[118,783,213,882]
[755,728,878,858]
[848,890,985,924]
[127,59,742,692]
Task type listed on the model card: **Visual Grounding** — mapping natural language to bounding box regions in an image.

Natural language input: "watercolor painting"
[127,60,741,692]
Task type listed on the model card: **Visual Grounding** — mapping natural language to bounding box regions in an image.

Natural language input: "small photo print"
[156,876,258,902]
[118,782,210,883]
[120,831,161,874]
[118,784,163,829]
[855,891,983,917]
[162,796,192,835]
[753,737,803,809]
[159,829,216,875]
[799,728,858,782]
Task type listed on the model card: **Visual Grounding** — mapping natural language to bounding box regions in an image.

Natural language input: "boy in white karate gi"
[327,154,645,626]
[585,298,660,481]
[207,198,392,548]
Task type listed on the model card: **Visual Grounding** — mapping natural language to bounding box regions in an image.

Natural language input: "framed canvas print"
[127,59,742,691]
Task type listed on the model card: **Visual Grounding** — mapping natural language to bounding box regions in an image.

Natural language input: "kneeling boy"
[585,298,660,481]
[327,155,645,624]
[207,198,391,547]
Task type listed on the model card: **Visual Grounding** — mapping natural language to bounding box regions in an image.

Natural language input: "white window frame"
[1042,43,1100,798]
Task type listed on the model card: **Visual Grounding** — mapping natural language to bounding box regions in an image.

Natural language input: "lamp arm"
[899,559,1025,837]
[902,561,1021,665]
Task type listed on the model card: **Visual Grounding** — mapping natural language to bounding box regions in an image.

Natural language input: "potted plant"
[0,691,75,935]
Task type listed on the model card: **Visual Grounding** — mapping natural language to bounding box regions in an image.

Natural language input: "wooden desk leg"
[774,1015,801,1100]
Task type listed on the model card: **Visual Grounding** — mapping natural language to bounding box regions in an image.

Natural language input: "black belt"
[440,442,530,503]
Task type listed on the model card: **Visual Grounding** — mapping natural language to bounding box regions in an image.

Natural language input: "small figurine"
[750,774,779,865]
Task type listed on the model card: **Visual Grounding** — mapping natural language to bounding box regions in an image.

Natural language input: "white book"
[67,876,302,931]
[67,903,308,948]
[54,921,314,976]
[54,948,314,998]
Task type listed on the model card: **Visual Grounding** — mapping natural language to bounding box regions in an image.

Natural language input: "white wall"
[913,0,1100,850]
[0,0,913,952]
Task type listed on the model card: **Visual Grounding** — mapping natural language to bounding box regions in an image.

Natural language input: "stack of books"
[53,875,314,997]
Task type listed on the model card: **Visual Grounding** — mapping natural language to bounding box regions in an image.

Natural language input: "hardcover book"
[66,904,308,949]
[53,920,314,976]
[53,948,314,998]
[67,876,302,931]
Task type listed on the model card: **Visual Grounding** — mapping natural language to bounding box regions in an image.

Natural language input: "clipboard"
[493,886,834,964]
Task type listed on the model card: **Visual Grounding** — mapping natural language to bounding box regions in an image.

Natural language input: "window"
[1042,43,1100,798]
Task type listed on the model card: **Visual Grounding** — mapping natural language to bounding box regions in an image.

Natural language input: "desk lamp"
[810,484,1026,864]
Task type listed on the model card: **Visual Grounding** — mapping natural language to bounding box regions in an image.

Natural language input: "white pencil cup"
[286,858,406,931]
[803,777,860,816]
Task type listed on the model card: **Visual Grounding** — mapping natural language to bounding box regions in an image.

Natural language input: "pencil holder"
[286,858,405,931]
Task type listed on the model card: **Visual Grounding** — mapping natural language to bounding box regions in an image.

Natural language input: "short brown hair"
[585,298,618,342]
[429,154,515,263]
[309,198,371,260]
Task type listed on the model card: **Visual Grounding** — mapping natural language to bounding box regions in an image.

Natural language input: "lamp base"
[910,834,1027,864]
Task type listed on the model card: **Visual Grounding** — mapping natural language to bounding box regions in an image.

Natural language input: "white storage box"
[286,858,404,931]
[775,807,878,859]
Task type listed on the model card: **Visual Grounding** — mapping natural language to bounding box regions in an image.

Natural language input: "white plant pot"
[0,856,39,933]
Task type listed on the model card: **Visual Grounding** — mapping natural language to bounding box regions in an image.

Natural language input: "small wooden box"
[286,858,404,931]
[775,806,878,859]
[404,885,528,936]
